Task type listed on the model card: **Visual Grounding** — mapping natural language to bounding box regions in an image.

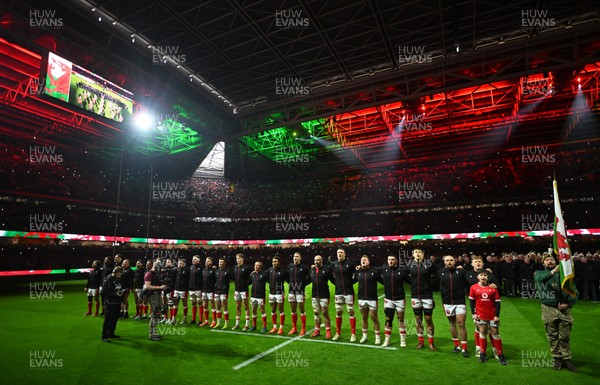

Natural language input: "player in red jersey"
[469,270,507,365]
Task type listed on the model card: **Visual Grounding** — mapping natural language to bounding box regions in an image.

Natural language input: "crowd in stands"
[1,143,598,217]
[1,141,598,296]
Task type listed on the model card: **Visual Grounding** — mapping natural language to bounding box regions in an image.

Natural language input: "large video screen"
[43,52,134,123]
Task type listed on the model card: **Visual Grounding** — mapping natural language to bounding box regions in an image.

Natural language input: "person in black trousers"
[102,266,124,342]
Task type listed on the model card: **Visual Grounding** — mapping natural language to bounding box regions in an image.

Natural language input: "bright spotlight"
[133,112,154,131]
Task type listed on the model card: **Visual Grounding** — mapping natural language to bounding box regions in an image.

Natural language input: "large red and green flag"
[552,179,577,297]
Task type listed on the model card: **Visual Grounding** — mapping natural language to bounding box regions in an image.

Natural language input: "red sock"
[418,335,425,344]
[350,317,356,335]
[428,337,434,345]
[300,314,306,329]
[173,307,178,318]
[170,308,175,319]
[87,302,92,313]
[183,307,188,317]
[453,338,460,347]
[217,311,222,320]
[480,335,488,354]
[224,312,229,321]
[461,341,468,351]
[336,317,342,334]
[212,310,217,322]
[199,306,205,322]
[279,313,285,327]
[292,313,298,328]
[192,306,197,321]
[262,314,267,328]
[252,316,257,327]
[204,309,209,322]
[474,330,480,348]
[95,302,99,315]
[135,305,140,316]
[492,336,503,356]
[271,313,277,326]
[385,329,391,336]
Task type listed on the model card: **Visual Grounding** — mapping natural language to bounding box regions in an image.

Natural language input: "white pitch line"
[211,329,398,357]
[230,329,314,371]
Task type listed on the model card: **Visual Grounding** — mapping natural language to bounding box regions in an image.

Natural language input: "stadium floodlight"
[133,112,154,131]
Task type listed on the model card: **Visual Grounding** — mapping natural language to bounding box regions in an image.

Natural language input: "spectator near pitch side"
[518,254,537,299]
[500,254,518,297]
[575,255,597,301]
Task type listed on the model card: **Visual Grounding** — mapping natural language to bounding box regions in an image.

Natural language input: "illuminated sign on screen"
[43,52,134,123]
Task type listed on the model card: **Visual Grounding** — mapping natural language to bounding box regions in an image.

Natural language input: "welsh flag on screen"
[553,179,577,297]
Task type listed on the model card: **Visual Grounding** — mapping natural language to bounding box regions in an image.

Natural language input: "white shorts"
[202,292,214,301]
[87,288,98,296]
[384,298,405,311]
[189,290,202,300]
[335,294,355,311]
[311,298,329,312]
[250,297,265,306]
[234,291,248,301]
[411,298,434,310]
[173,290,188,300]
[443,304,466,317]
[288,293,305,303]
[269,294,284,303]
[334,294,354,305]
[215,294,228,302]
[476,319,499,328]
[358,299,378,311]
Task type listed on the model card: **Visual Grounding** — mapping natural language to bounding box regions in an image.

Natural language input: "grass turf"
[3,279,598,385]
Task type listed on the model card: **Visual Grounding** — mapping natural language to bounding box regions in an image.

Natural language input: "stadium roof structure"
[0,0,598,176]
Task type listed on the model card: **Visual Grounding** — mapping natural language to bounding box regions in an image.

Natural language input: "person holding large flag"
[533,179,578,372]
[534,254,577,371]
